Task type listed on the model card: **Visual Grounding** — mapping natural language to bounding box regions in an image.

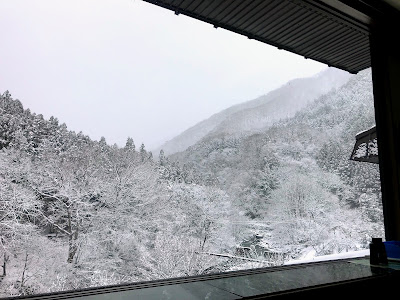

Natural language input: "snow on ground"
[227,249,370,272]
[284,249,369,265]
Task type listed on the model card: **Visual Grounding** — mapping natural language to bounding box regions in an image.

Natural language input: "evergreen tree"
[125,137,135,152]
[139,143,146,162]
[98,136,108,153]
[99,136,107,145]
[159,149,166,166]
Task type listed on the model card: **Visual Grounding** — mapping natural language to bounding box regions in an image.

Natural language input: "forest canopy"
[0,69,384,297]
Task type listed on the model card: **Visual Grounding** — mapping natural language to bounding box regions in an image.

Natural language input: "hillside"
[171,68,383,255]
[0,91,238,296]
[156,68,352,155]
[0,68,384,297]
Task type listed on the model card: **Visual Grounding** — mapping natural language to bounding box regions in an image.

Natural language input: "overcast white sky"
[0,0,327,150]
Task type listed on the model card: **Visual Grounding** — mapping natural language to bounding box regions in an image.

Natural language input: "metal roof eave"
[142,0,372,74]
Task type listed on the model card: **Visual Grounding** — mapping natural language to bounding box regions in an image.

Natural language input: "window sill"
[4,257,400,300]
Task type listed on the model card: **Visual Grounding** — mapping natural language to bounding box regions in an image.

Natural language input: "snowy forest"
[0,68,383,297]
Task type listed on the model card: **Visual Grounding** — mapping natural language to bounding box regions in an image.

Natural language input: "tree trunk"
[67,236,76,263]
[2,254,6,277]
[67,229,79,263]
[66,208,78,263]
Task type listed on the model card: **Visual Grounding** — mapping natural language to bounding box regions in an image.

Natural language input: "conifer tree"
[125,137,135,152]
[139,143,146,162]
[159,149,166,166]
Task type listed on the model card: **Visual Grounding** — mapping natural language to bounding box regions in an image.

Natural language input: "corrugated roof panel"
[301,38,362,63]
[232,1,272,29]
[303,31,364,59]
[330,40,370,61]
[250,2,295,36]
[184,0,199,10]
[179,0,193,9]
[272,12,326,45]
[218,2,252,25]
[318,37,369,62]
[240,1,286,33]
[228,1,266,28]
[170,0,184,6]
[266,10,315,41]
[184,0,202,11]
[143,0,371,73]
[206,1,236,19]
[211,1,242,22]
[258,7,307,39]
[348,60,371,72]
[234,1,285,34]
[286,19,336,49]
[336,51,371,68]
[291,21,342,49]
[293,26,351,54]
[193,1,225,17]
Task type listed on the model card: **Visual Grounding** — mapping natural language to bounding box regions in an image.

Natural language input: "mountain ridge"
[155,67,353,156]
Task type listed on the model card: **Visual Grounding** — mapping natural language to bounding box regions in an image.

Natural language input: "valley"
[0,68,383,297]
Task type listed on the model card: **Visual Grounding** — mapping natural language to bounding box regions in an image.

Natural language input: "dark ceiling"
[143,0,372,74]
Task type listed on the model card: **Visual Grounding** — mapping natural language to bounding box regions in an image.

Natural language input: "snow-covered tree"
[124,137,135,152]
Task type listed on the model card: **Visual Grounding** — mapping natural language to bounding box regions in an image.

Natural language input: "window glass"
[0,0,383,297]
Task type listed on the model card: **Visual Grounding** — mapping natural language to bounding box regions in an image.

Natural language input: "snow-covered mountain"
[169,67,383,256]
[0,69,382,297]
[156,67,352,155]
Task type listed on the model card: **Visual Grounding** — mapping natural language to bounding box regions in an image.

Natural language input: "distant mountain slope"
[173,69,375,190]
[156,68,352,155]
[170,68,383,255]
